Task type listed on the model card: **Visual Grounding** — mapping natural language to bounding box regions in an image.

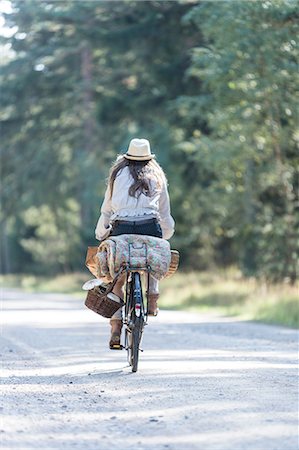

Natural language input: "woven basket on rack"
[85,288,124,318]
[165,250,180,278]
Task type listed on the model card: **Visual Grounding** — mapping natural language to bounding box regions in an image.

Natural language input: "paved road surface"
[1,289,298,450]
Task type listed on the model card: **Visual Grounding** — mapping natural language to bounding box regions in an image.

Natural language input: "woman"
[95,138,175,349]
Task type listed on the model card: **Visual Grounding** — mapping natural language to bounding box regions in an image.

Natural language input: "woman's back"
[95,140,175,241]
[110,165,162,220]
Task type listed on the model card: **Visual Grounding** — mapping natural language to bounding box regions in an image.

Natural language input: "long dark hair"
[108,156,165,198]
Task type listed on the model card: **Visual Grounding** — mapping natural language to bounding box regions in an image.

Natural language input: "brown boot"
[109,319,123,350]
[147,293,159,316]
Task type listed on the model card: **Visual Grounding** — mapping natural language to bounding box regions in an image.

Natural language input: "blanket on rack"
[96,234,171,282]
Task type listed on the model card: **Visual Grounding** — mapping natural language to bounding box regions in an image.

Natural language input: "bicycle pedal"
[110,344,123,350]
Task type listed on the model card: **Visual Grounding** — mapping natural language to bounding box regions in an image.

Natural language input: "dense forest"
[0,0,298,283]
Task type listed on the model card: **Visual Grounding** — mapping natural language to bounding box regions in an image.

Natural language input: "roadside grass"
[0,272,87,296]
[159,271,299,329]
[1,270,298,328]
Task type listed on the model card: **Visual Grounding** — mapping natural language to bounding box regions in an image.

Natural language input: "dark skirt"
[109,218,162,239]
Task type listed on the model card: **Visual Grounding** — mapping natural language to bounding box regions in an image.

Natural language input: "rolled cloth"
[96,234,172,282]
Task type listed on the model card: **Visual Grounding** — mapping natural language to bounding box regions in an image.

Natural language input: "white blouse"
[95,166,175,241]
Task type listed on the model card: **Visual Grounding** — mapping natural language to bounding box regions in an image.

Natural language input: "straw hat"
[124,138,155,161]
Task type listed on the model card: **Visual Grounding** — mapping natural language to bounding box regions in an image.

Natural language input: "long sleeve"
[159,178,175,240]
[95,184,113,241]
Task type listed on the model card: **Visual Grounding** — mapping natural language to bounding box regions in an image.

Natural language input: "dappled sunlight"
[1,0,298,446]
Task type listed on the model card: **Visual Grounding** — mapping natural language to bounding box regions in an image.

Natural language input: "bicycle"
[123,264,151,373]
[84,239,178,372]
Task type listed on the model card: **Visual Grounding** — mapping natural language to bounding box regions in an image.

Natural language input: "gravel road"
[1,289,298,450]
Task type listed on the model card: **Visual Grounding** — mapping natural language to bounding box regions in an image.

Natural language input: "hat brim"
[124,153,155,161]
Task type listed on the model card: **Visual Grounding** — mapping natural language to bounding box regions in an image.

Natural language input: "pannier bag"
[85,246,99,278]
[165,250,180,278]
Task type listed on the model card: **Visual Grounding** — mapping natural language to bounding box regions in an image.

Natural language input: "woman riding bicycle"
[95,138,175,349]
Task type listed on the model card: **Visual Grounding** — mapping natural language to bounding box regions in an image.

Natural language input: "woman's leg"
[109,315,123,349]
[109,272,126,349]
[145,274,159,316]
[112,272,126,300]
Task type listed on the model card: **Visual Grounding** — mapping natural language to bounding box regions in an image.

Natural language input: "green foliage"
[0,0,297,283]
[173,0,299,281]
[19,201,81,273]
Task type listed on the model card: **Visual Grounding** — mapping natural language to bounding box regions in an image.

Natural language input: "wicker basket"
[165,250,180,278]
[85,288,124,318]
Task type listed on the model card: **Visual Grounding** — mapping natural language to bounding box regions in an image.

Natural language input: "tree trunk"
[270,107,297,283]
[79,42,96,232]
[242,158,257,274]
[0,220,11,273]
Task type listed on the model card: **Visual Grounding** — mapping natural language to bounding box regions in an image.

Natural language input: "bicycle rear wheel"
[131,316,144,372]
[125,272,145,372]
